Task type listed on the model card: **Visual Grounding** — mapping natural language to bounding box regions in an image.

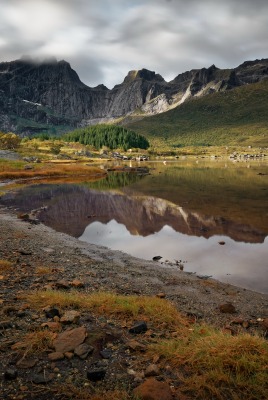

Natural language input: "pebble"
[44,307,60,319]
[32,373,55,384]
[87,368,106,382]
[16,358,37,369]
[100,349,113,359]
[4,369,18,380]
[41,321,62,332]
[156,292,166,298]
[219,303,237,314]
[0,320,13,329]
[70,279,84,288]
[133,378,173,400]
[48,352,65,361]
[53,326,87,353]
[55,279,70,289]
[64,352,74,359]
[74,343,94,359]
[129,321,148,334]
[126,340,147,352]
[144,364,160,377]
[60,310,80,324]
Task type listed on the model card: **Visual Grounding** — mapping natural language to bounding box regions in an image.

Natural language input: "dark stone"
[32,373,54,384]
[219,303,237,314]
[100,349,112,359]
[55,280,70,289]
[186,310,204,319]
[18,249,32,255]
[0,321,13,330]
[87,368,106,382]
[45,308,60,319]
[17,214,29,221]
[129,321,148,334]
[197,275,212,280]
[16,311,27,318]
[152,256,162,261]
[4,369,18,380]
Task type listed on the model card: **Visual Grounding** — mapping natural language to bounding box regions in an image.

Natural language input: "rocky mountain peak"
[94,84,108,91]
[123,68,164,84]
[235,58,268,84]
[0,57,268,135]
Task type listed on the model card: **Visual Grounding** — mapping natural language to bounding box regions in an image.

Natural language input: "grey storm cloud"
[0,0,268,88]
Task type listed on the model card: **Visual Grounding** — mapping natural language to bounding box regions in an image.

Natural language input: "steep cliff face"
[0,57,268,134]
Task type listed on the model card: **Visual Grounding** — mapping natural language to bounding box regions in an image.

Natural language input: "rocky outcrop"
[235,59,268,84]
[0,57,268,134]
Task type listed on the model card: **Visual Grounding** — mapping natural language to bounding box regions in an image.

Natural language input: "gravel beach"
[0,207,267,399]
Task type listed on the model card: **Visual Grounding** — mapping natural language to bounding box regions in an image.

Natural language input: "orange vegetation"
[0,163,107,180]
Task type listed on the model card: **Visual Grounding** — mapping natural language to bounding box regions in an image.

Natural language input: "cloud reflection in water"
[80,220,268,294]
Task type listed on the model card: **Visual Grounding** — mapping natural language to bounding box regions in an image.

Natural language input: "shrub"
[0,132,21,149]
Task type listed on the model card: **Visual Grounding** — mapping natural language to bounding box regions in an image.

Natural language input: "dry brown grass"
[35,266,54,275]
[0,163,107,180]
[0,260,13,273]
[11,330,56,356]
[149,325,268,400]
[25,290,188,331]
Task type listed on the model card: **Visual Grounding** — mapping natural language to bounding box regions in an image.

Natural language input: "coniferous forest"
[63,125,149,150]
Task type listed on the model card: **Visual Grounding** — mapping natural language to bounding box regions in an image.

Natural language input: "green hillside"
[125,79,268,147]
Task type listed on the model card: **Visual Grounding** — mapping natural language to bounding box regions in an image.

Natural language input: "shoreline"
[1,207,267,327]
[1,206,267,399]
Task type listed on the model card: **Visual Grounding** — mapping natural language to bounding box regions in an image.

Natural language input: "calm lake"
[1,159,268,293]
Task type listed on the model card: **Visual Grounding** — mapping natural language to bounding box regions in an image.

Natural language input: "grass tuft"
[35,266,54,275]
[25,290,188,330]
[0,260,13,273]
[149,325,268,399]
[12,330,56,356]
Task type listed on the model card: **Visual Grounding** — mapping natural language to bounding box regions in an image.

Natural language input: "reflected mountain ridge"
[1,183,266,243]
[1,160,267,293]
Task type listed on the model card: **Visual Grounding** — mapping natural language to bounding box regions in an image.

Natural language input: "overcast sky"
[1,0,268,88]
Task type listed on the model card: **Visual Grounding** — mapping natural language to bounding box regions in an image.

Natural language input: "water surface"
[1,159,267,293]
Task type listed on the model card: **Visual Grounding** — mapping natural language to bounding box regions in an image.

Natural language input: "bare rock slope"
[1,57,268,134]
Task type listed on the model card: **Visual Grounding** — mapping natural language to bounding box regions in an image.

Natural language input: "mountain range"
[0,57,268,141]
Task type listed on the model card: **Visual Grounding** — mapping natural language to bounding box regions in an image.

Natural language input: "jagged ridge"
[0,57,268,134]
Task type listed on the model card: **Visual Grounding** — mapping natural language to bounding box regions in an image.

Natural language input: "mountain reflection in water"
[0,160,267,293]
[80,220,268,294]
